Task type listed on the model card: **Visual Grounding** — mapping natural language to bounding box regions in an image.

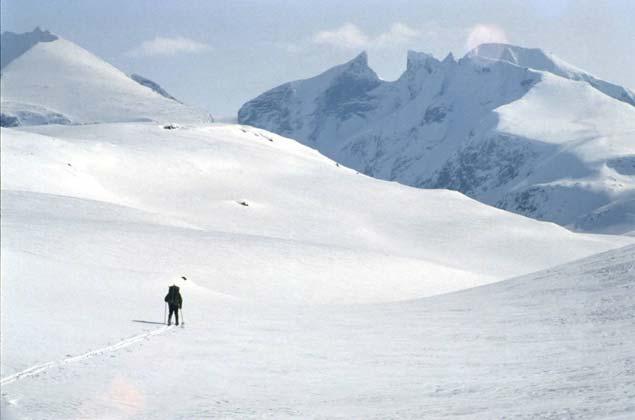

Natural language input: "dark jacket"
[164,285,183,308]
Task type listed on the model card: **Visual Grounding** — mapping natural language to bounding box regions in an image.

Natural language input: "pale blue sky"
[2,0,634,117]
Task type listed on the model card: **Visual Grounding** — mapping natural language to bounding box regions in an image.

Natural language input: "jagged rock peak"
[349,51,369,65]
[328,51,379,81]
[30,26,57,40]
[343,51,373,73]
[406,50,440,72]
[442,52,455,64]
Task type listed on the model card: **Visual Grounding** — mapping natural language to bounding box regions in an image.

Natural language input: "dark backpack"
[164,285,182,307]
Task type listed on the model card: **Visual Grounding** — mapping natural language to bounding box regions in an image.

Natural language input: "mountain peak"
[442,52,456,64]
[350,51,368,65]
[406,50,440,72]
[31,26,57,38]
[325,51,378,81]
[466,43,551,67]
[341,51,375,76]
[466,42,634,107]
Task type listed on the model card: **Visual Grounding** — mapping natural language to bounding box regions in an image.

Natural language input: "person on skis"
[164,283,183,326]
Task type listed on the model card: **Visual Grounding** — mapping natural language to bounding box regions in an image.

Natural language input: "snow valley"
[1,28,634,419]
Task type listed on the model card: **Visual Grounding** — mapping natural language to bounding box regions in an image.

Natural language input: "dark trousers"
[168,305,179,325]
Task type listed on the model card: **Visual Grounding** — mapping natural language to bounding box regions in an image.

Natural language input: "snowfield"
[1,122,632,418]
[2,123,627,303]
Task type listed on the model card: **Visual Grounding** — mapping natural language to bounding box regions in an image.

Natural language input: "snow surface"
[2,190,633,417]
[0,30,210,126]
[1,122,632,418]
[238,45,635,234]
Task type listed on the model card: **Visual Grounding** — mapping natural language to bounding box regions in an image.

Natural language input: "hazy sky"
[2,0,634,117]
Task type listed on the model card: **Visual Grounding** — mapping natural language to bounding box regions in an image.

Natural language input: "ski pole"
[164,302,167,325]
[180,308,184,326]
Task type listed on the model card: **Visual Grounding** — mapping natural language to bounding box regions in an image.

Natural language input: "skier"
[164,284,183,326]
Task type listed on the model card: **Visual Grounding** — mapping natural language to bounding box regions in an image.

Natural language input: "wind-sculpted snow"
[0,29,211,126]
[239,44,635,233]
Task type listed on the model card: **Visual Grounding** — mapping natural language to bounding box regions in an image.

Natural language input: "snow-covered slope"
[0,29,211,126]
[2,123,627,304]
[1,121,630,378]
[2,145,633,420]
[238,45,635,234]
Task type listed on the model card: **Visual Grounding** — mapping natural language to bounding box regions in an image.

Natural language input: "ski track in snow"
[0,325,171,387]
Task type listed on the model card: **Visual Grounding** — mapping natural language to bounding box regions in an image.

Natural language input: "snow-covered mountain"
[238,45,635,234]
[0,28,211,126]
